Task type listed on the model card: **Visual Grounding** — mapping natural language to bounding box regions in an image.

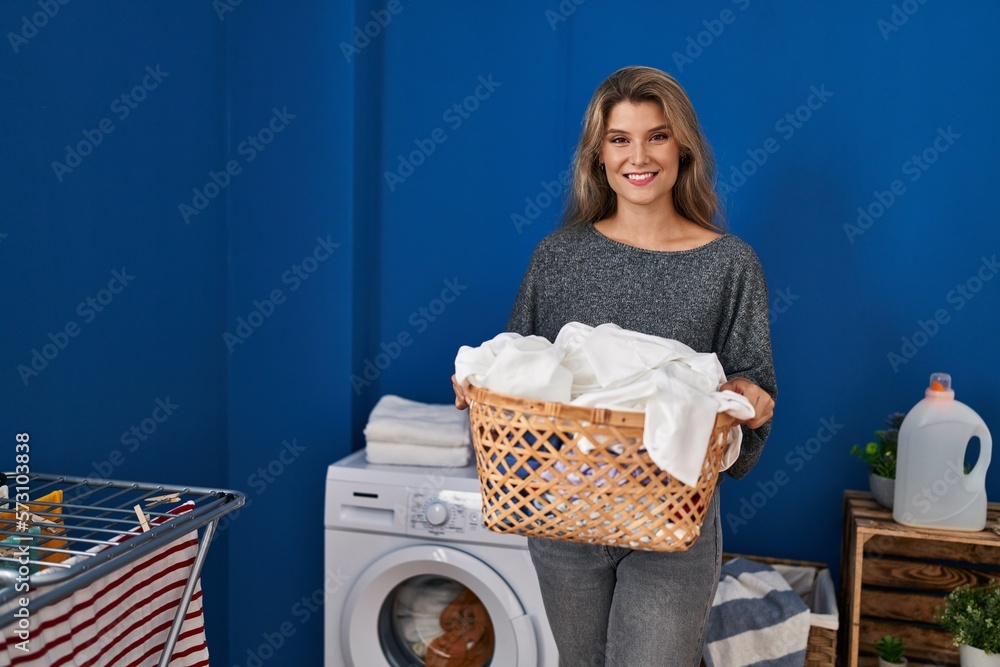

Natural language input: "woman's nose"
[629,143,648,165]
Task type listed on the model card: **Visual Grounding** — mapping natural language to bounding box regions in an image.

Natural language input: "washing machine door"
[341,544,539,667]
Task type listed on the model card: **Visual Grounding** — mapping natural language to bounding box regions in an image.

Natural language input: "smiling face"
[599,101,684,212]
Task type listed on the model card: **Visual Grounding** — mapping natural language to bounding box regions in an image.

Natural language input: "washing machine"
[324,449,557,667]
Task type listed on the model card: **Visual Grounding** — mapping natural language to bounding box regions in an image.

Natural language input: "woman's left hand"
[720,377,774,429]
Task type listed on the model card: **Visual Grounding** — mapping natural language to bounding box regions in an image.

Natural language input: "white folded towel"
[365,442,471,467]
[364,395,472,448]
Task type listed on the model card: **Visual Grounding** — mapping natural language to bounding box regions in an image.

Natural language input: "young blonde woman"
[453,65,776,666]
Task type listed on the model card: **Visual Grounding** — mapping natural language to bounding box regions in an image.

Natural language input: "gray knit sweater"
[506,224,776,480]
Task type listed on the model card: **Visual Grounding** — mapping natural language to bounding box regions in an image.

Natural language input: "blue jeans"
[527,489,722,667]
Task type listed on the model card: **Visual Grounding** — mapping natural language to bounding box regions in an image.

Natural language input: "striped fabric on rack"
[0,501,210,667]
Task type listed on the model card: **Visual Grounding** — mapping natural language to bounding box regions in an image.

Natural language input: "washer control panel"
[407,489,483,538]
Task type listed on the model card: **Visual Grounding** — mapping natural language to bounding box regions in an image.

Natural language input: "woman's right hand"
[451,374,471,410]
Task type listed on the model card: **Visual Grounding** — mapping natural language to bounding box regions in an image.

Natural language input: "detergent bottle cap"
[926,372,955,399]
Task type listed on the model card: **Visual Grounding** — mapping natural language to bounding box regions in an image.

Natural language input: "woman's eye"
[610,137,628,144]
[651,133,669,141]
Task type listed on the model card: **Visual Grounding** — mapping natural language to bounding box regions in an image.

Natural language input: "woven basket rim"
[468,384,738,431]
[468,384,646,426]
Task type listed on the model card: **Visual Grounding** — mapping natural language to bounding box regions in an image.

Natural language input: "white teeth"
[627,173,654,181]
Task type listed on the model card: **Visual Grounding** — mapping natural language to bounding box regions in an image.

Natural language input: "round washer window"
[377,574,495,666]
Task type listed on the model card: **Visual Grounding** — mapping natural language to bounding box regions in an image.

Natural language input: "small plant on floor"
[875,634,906,664]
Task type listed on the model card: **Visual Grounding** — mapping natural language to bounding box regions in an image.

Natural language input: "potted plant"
[937,580,1000,666]
[850,412,905,509]
[876,635,907,666]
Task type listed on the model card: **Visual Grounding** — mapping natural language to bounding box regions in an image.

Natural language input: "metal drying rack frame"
[0,472,244,666]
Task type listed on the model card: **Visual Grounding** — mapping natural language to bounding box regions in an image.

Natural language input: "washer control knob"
[425,501,450,526]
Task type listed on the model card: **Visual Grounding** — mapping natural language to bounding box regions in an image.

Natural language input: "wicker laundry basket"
[720,554,838,667]
[467,385,736,552]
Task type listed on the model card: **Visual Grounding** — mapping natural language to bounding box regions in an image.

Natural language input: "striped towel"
[0,501,209,667]
[703,558,811,667]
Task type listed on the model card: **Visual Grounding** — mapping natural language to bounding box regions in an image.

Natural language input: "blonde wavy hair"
[563,66,725,232]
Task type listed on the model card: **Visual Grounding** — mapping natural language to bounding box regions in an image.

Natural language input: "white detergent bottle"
[894,372,992,531]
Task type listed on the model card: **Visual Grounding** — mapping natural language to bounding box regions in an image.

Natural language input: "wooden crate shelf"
[840,491,1000,667]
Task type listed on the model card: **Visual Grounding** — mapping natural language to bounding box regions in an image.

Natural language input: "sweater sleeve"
[506,246,541,337]
[717,249,777,479]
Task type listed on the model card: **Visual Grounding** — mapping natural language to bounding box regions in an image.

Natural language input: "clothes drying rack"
[0,473,244,666]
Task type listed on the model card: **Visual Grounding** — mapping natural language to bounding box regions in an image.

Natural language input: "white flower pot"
[869,473,895,509]
[878,657,907,667]
[961,644,1000,667]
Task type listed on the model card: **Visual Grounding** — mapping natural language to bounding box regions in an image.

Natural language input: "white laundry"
[553,322,603,394]
[567,369,749,485]
[455,322,755,486]
[455,334,572,402]
[365,441,471,468]
[581,322,722,389]
[644,369,741,487]
[714,390,756,471]
[453,331,525,390]
[364,395,472,448]
[393,577,465,658]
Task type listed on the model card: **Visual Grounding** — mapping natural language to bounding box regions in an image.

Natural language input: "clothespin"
[0,534,31,558]
[0,473,9,510]
[134,505,151,532]
[144,493,180,508]
[28,514,61,533]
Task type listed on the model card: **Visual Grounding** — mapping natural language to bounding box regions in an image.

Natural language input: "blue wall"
[0,0,233,658]
[372,0,1000,583]
[2,1,999,664]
